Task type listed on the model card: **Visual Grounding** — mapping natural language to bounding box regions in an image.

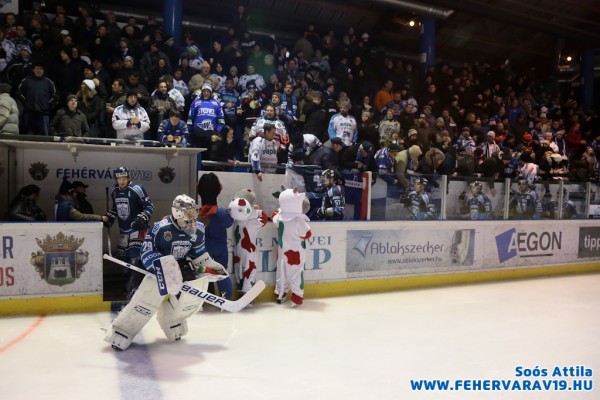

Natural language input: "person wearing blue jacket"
[197,172,234,299]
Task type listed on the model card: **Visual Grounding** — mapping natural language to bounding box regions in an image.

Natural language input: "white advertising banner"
[248,222,347,285]
[0,222,103,298]
[346,225,481,277]
[251,220,600,283]
[483,221,574,268]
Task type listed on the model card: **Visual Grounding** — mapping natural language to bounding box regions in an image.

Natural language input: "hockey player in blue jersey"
[400,177,438,220]
[105,167,154,267]
[460,181,494,220]
[187,83,225,157]
[508,177,538,219]
[313,168,345,220]
[105,194,228,350]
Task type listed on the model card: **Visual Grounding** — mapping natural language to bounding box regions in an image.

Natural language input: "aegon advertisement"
[485,222,582,267]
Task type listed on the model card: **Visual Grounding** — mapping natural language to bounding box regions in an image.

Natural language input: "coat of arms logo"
[158,166,176,183]
[28,162,49,181]
[30,232,89,286]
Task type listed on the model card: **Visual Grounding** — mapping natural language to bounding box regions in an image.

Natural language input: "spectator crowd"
[1,2,599,188]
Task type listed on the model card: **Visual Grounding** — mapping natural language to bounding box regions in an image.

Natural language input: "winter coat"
[0,92,19,134]
[49,108,89,136]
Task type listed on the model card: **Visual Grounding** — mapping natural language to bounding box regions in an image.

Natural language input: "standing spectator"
[105,78,127,139]
[0,28,17,75]
[211,126,237,167]
[217,77,241,127]
[373,79,394,113]
[237,64,266,97]
[111,91,151,141]
[51,48,83,104]
[73,181,94,214]
[302,91,328,143]
[6,45,33,86]
[328,100,357,147]
[0,83,19,134]
[249,123,279,180]
[395,145,422,193]
[187,83,224,156]
[49,94,89,137]
[17,62,58,135]
[197,173,234,299]
[148,79,177,140]
[125,72,150,108]
[77,79,104,137]
[188,61,221,94]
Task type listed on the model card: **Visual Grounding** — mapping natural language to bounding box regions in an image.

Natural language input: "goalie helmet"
[470,180,483,195]
[114,166,130,179]
[172,194,198,235]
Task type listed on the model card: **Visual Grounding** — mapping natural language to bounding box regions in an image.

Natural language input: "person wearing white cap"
[481,130,500,160]
[77,78,104,137]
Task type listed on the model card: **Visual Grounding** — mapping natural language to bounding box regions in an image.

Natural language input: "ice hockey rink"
[1,273,598,400]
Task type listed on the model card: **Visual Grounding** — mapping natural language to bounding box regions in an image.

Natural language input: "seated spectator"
[6,184,46,221]
[157,109,189,146]
[55,178,108,222]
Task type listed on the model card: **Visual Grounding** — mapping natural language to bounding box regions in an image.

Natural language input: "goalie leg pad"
[156,277,209,340]
[153,255,184,295]
[104,275,164,350]
[156,296,189,341]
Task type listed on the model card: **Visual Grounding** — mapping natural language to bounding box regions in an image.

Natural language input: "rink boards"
[1,219,599,316]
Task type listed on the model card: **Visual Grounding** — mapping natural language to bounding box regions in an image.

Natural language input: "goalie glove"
[104,211,116,228]
[192,253,229,282]
[130,213,149,230]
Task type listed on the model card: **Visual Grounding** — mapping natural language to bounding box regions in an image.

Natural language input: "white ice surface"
[1,274,598,400]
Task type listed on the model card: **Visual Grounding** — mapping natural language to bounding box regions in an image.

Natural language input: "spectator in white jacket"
[112,90,150,141]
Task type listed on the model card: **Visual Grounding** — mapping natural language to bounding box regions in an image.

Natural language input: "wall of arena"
[1,141,599,316]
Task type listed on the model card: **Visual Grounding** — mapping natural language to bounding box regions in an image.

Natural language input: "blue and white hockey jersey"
[108,182,154,234]
[328,113,358,147]
[187,97,224,132]
[140,215,208,271]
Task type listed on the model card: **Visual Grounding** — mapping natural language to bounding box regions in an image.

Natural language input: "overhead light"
[409,19,415,27]
[566,56,572,62]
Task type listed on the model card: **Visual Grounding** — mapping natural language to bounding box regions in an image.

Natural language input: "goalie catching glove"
[191,253,229,282]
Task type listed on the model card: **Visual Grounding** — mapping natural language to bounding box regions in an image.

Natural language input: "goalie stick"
[103,254,265,312]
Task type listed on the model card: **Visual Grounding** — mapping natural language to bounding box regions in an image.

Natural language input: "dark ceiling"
[100,0,600,73]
